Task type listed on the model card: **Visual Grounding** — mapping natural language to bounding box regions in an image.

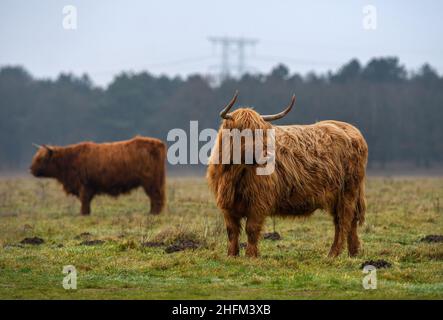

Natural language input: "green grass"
[0,176,442,299]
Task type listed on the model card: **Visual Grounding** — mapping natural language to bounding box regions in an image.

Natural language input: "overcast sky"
[1,0,442,87]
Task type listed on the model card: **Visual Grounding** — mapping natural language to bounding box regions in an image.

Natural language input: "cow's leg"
[328,222,348,258]
[79,187,93,216]
[348,184,366,257]
[329,215,340,257]
[224,212,241,257]
[347,216,360,257]
[328,198,353,258]
[143,184,165,215]
[245,215,265,258]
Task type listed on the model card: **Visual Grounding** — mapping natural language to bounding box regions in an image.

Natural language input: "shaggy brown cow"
[207,92,368,258]
[30,136,166,215]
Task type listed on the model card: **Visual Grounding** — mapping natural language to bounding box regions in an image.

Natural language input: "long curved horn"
[219,91,239,119]
[261,94,296,122]
[33,143,53,153]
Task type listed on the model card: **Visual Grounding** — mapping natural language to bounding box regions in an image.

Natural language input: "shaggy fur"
[30,136,166,215]
[207,107,368,258]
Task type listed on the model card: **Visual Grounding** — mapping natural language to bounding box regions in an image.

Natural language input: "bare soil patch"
[361,259,392,269]
[20,237,44,245]
[165,239,201,253]
[79,239,104,246]
[263,232,281,240]
[142,241,165,248]
[420,235,443,243]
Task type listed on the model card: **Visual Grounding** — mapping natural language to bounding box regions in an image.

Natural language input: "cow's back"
[274,120,368,212]
[79,137,166,195]
[277,120,367,168]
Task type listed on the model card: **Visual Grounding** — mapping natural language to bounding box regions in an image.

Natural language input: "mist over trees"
[0,57,442,171]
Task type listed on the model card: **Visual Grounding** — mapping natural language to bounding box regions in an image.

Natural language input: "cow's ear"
[43,145,54,157]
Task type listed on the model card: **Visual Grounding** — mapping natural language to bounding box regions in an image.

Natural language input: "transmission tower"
[208,36,258,82]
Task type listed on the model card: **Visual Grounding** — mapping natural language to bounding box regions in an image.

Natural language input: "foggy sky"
[1,0,442,87]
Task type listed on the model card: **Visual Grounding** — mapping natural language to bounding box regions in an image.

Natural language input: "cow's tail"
[156,143,167,213]
[355,180,366,226]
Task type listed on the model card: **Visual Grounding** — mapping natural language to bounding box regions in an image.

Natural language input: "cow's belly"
[276,200,320,217]
[89,178,141,196]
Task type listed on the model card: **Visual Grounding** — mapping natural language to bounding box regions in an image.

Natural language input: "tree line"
[0,57,442,171]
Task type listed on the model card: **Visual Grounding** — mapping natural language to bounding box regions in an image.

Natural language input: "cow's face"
[222,108,271,132]
[30,146,56,177]
[219,91,295,128]
[216,108,273,165]
[214,92,295,166]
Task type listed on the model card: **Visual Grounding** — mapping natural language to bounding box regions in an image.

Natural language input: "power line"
[144,55,214,68]
[86,56,215,77]
[253,54,340,67]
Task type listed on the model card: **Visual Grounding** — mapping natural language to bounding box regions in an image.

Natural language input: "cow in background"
[30,136,166,215]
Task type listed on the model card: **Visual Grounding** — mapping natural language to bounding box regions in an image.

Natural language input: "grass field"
[0,176,442,299]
